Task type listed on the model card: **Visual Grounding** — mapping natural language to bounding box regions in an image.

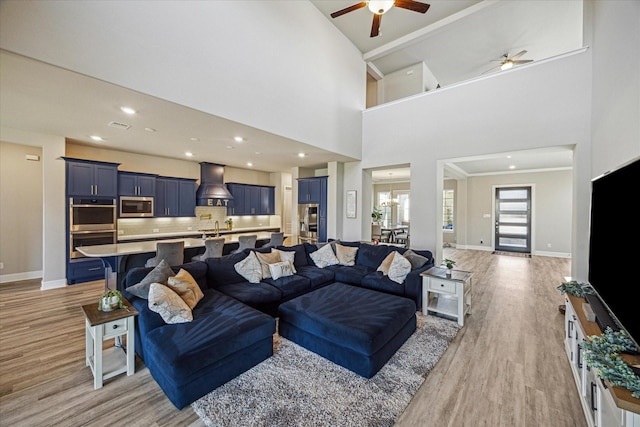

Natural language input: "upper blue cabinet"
[298,177,325,204]
[64,158,119,198]
[118,171,156,197]
[226,183,274,215]
[155,177,196,217]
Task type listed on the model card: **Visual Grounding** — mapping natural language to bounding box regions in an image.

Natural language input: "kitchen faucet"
[214,220,220,237]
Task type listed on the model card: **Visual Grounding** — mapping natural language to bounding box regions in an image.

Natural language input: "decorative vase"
[446,268,452,277]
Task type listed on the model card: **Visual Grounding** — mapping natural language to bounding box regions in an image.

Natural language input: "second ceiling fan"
[330,0,431,38]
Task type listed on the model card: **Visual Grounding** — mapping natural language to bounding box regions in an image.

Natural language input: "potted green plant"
[224,218,233,230]
[443,258,456,277]
[98,289,127,312]
[371,207,383,224]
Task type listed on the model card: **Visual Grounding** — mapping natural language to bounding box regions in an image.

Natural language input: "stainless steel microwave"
[120,196,154,217]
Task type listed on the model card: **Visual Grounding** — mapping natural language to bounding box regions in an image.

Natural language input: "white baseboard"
[449,246,571,258]
[41,278,68,290]
[0,270,42,284]
[532,250,571,258]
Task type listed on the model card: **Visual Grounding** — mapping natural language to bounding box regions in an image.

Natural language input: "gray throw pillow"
[127,259,176,299]
[403,249,429,270]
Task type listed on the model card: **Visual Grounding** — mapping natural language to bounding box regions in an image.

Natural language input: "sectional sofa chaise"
[122,241,434,409]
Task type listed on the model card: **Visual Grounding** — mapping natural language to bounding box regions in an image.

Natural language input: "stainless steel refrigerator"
[298,203,318,244]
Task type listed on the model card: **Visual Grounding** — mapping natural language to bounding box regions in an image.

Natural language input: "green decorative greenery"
[582,327,640,398]
[557,280,594,297]
[371,208,383,223]
[443,258,456,269]
[99,289,127,310]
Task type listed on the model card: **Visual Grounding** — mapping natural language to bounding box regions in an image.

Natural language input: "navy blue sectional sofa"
[122,241,433,408]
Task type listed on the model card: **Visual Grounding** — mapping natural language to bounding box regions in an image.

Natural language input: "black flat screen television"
[588,156,640,350]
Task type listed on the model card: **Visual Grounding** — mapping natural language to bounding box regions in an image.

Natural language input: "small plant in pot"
[443,258,456,276]
[371,207,383,224]
[99,289,127,312]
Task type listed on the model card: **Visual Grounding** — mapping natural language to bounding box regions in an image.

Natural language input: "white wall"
[589,0,640,177]
[0,127,66,289]
[360,52,592,269]
[463,170,573,256]
[0,142,43,281]
[0,1,365,160]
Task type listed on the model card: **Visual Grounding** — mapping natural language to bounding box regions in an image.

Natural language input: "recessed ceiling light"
[506,155,512,159]
[90,135,104,141]
[509,165,516,169]
[185,152,193,157]
[234,136,244,142]
[190,137,199,142]
[144,127,156,132]
[255,151,261,155]
[120,106,136,115]
[298,152,306,158]
[226,145,234,149]
[246,162,253,167]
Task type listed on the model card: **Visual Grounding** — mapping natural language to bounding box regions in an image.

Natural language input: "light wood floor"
[0,249,585,426]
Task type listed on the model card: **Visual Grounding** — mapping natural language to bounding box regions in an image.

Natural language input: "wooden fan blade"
[371,13,382,37]
[394,0,431,14]
[509,50,527,61]
[330,2,367,18]
[512,59,533,64]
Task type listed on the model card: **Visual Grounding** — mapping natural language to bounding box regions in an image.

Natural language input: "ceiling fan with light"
[330,0,430,38]
[483,50,533,74]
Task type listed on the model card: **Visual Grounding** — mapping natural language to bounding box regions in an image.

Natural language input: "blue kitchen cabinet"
[156,177,196,217]
[227,183,275,215]
[297,177,323,204]
[118,171,156,197]
[178,179,196,217]
[261,186,275,215]
[226,183,245,215]
[65,158,119,198]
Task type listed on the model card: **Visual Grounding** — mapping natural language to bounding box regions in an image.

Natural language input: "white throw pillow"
[234,251,263,283]
[272,249,297,273]
[148,283,193,324]
[388,251,412,284]
[268,261,295,280]
[377,252,395,275]
[255,251,281,279]
[335,244,358,266]
[167,268,204,309]
[309,243,340,268]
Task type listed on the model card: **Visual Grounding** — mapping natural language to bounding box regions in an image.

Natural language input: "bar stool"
[231,235,257,254]
[192,237,225,261]
[145,241,184,267]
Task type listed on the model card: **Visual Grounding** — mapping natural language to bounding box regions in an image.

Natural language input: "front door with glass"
[494,186,531,253]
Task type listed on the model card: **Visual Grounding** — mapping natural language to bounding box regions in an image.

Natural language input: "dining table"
[380,225,408,243]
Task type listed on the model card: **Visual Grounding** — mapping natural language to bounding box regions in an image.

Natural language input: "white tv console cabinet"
[564,294,640,426]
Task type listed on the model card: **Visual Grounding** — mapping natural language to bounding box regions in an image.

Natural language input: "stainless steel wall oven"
[69,198,116,258]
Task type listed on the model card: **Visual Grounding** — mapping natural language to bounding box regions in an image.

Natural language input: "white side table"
[81,298,138,389]
[421,267,473,326]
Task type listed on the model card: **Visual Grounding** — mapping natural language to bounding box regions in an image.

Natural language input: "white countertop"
[77,232,275,257]
[117,226,279,242]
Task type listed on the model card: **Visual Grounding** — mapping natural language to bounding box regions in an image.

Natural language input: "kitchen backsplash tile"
[117,207,280,237]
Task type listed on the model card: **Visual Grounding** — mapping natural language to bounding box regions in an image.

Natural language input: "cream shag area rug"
[192,314,460,427]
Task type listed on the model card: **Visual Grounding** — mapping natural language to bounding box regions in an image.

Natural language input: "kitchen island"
[77,232,275,290]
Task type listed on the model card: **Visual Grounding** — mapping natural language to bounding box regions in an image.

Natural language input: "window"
[443,189,454,231]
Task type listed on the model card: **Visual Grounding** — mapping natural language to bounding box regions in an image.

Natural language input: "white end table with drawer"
[421,267,473,326]
[81,298,138,389]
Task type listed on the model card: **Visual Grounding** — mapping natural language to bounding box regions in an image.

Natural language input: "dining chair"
[395,226,409,247]
[145,241,184,267]
[231,235,258,254]
[192,237,225,261]
[371,224,389,243]
[261,232,284,248]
